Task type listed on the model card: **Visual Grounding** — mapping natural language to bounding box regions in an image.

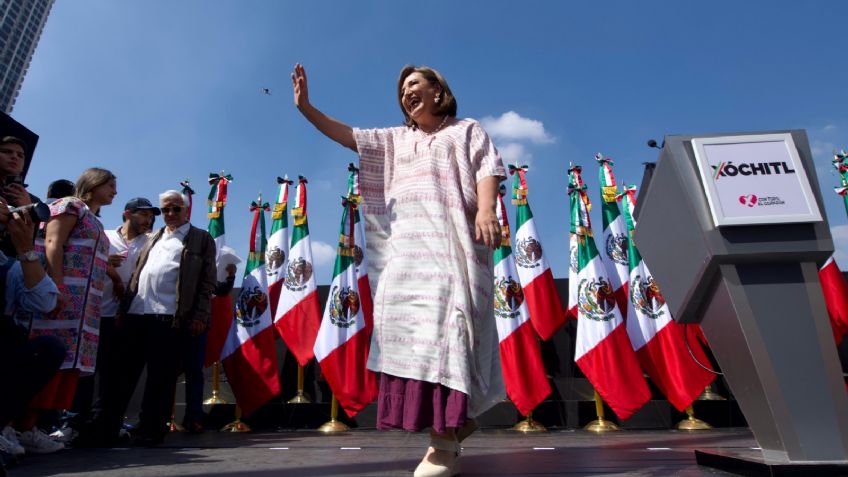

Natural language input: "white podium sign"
[691,133,822,226]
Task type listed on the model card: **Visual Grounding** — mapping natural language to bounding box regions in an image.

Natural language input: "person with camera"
[0,198,65,465]
[0,136,44,258]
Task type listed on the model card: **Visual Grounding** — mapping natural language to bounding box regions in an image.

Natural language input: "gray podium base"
[695,449,848,476]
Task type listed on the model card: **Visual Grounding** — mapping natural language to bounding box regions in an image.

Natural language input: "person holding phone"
[0,136,42,258]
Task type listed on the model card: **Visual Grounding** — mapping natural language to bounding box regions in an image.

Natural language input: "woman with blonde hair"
[293,63,505,477]
[11,167,115,453]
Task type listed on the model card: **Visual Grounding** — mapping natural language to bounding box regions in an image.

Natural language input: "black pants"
[91,314,180,442]
[0,319,65,426]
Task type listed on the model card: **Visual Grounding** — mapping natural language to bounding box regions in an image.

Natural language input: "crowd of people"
[0,136,238,473]
[0,62,507,477]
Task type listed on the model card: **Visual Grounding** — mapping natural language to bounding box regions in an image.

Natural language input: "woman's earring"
[434,94,441,104]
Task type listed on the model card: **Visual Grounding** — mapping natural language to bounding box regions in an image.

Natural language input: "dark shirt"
[214,275,235,297]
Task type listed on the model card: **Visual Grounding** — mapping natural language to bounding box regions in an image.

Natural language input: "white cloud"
[311,240,336,266]
[498,142,532,165]
[480,111,554,144]
[824,124,838,132]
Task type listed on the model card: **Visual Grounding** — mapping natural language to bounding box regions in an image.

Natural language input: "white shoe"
[0,426,24,457]
[16,427,64,454]
[413,437,460,477]
[49,427,78,443]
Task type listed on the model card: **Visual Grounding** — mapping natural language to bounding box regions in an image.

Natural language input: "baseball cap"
[124,197,161,215]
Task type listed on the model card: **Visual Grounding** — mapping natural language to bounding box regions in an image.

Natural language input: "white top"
[353,118,507,417]
[128,222,190,315]
[101,227,149,317]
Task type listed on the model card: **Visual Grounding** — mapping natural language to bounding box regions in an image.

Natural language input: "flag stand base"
[318,418,349,433]
[288,366,312,403]
[698,384,726,401]
[585,390,620,432]
[584,418,620,433]
[203,362,229,405]
[318,397,349,433]
[512,411,546,433]
[676,405,712,430]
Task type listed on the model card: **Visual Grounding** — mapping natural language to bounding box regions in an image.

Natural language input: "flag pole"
[318,395,350,433]
[512,410,546,433]
[203,361,228,405]
[676,404,712,430]
[584,390,620,432]
[221,405,251,432]
[287,365,312,403]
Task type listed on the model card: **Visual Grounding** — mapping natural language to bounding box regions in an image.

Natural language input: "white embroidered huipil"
[353,118,506,417]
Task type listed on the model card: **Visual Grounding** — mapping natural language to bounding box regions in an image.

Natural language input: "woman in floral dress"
[13,168,115,451]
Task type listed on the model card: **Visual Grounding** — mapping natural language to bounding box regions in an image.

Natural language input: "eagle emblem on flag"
[285,257,313,291]
[514,237,543,268]
[494,276,524,319]
[630,274,666,320]
[604,233,628,266]
[329,285,360,328]
[265,246,285,276]
[577,277,617,322]
[236,285,268,328]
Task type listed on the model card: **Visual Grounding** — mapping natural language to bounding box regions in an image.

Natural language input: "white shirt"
[129,222,190,315]
[101,227,149,317]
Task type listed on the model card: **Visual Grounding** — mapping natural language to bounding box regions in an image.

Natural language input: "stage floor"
[10,428,752,476]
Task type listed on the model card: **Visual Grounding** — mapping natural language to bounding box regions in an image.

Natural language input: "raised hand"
[291,63,310,110]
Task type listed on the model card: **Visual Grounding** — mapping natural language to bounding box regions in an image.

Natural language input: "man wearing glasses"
[88,190,216,447]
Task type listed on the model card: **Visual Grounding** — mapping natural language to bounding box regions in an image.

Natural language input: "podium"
[634,130,848,475]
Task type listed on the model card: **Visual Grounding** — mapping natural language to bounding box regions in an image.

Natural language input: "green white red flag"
[180,179,195,222]
[273,176,322,366]
[267,175,292,318]
[493,186,551,415]
[221,197,281,415]
[508,164,566,340]
[596,154,630,315]
[313,164,378,417]
[207,172,232,261]
[822,150,848,344]
[617,184,715,411]
[568,164,650,420]
[205,174,233,367]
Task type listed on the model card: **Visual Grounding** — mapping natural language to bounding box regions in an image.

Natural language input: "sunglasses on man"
[160,206,183,214]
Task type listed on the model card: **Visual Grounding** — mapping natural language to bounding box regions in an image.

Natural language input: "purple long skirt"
[376,373,468,434]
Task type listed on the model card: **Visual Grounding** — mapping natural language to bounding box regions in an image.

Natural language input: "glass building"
[0,0,54,113]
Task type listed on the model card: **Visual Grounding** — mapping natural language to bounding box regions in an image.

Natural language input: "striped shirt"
[354,118,507,417]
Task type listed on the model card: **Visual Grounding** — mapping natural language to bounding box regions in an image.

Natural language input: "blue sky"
[10,0,848,283]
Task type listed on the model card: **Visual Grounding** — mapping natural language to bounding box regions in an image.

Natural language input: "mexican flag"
[221,198,281,416]
[273,176,322,366]
[207,172,232,262]
[508,164,566,341]
[493,186,551,416]
[568,165,650,420]
[313,174,378,417]
[180,179,196,222]
[267,176,292,318]
[206,173,234,367]
[823,151,848,345]
[597,154,630,315]
[618,185,715,412]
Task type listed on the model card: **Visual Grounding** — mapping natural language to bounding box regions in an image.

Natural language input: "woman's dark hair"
[397,65,457,129]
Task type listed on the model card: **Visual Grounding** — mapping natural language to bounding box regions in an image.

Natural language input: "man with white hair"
[85,190,216,447]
